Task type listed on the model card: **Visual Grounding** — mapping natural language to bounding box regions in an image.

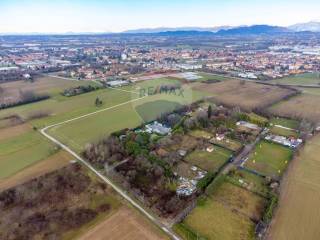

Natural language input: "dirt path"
[77,207,168,240]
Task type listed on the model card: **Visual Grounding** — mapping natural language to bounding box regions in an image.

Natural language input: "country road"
[222,130,266,174]
[39,90,181,240]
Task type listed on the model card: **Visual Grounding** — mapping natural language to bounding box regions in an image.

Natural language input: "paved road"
[39,89,180,240]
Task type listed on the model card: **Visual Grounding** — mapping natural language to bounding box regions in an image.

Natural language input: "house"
[236,121,261,132]
[206,146,214,153]
[145,121,171,135]
[106,80,130,87]
[265,134,302,148]
[178,149,187,157]
[215,133,225,141]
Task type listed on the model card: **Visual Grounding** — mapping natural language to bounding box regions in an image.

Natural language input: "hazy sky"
[1,0,319,33]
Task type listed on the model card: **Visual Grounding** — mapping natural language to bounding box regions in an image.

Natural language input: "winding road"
[39,88,181,240]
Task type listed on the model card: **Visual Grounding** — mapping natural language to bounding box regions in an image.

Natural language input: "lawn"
[185,146,232,172]
[0,126,57,179]
[135,100,183,122]
[270,126,299,138]
[269,134,320,240]
[245,140,293,178]
[270,73,320,86]
[270,117,299,129]
[189,129,213,139]
[176,192,256,240]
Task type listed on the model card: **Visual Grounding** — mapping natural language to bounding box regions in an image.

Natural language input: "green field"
[270,73,320,86]
[270,117,299,129]
[209,181,267,220]
[245,140,293,178]
[135,100,183,122]
[298,87,320,96]
[270,126,299,138]
[0,87,134,128]
[0,128,56,179]
[185,146,232,172]
[176,198,255,240]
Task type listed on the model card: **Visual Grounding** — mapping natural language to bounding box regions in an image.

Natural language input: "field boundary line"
[274,125,297,132]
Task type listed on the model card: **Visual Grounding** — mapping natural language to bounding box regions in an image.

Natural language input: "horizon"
[1,0,320,34]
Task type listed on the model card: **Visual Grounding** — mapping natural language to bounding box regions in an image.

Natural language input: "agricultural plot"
[0,124,57,179]
[175,199,255,240]
[227,168,269,196]
[210,182,267,221]
[176,179,266,240]
[0,150,72,191]
[269,93,320,124]
[0,76,96,103]
[269,135,320,240]
[269,73,320,86]
[77,207,168,240]
[193,80,296,111]
[195,73,231,82]
[185,146,232,172]
[245,140,293,178]
[210,137,243,152]
[0,87,134,128]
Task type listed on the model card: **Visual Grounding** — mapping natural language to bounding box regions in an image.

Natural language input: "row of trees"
[0,90,50,110]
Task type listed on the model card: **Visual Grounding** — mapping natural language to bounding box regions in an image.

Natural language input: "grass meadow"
[0,124,57,179]
[245,140,293,178]
[269,73,320,86]
[185,146,232,172]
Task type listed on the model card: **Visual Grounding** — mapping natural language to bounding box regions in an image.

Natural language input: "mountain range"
[123,21,320,35]
[0,21,319,36]
[288,21,320,32]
